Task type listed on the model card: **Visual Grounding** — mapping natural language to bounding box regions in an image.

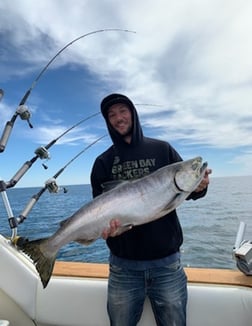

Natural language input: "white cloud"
[1,0,252,179]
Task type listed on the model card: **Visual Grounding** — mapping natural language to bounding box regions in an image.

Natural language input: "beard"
[121,125,133,138]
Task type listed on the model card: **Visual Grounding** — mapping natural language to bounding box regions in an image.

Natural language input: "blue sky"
[0,0,252,188]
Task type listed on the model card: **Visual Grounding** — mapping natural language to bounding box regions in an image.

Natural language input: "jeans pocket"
[164,259,181,272]
[109,263,123,274]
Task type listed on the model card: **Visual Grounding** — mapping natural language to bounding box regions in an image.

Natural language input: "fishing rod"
[0,177,16,238]
[0,112,100,190]
[10,134,107,242]
[0,28,135,153]
[0,89,4,102]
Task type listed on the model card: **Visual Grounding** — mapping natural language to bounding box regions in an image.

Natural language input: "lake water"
[0,175,251,270]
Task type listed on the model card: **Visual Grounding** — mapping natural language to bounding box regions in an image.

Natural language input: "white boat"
[1,234,252,326]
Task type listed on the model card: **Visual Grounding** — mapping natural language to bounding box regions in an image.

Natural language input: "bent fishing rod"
[9,134,107,242]
[0,28,135,153]
[0,112,100,190]
[0,89,4,102]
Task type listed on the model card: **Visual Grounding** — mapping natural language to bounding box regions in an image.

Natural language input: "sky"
[0,0,252,188]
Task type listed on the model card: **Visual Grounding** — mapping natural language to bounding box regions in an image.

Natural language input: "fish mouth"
[200,161,208,173]
[191,157,207,176]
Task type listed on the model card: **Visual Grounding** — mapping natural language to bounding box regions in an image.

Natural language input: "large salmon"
[19,156,207,288]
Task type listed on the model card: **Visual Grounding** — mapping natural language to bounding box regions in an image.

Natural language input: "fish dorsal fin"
[101,180,128,192]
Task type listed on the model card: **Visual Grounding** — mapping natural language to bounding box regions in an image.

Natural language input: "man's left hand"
[194,168,212,192]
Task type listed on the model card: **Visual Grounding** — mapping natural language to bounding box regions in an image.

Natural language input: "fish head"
[174,157,208,192]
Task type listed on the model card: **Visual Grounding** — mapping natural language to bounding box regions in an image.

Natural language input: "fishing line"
[3,111,100,189]
[135,103,163,107]
[0,28,135,153]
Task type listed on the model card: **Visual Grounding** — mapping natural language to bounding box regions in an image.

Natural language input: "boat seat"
[187,283,252,326]
[36,276,252,326]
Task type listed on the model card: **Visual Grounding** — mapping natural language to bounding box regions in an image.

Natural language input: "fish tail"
[19,238,57,289]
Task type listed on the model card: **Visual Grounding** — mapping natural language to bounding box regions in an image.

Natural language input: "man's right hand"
[102,219,121,239]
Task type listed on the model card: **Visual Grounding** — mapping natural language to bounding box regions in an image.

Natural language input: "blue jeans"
[107,259,187,326]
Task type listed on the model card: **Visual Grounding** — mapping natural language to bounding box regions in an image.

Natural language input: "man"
[91,94,211,326]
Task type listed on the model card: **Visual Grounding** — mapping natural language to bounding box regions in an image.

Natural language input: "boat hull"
[1,235,252,326]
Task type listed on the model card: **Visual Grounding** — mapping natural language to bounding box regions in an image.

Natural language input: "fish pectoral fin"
[113,223,133,236]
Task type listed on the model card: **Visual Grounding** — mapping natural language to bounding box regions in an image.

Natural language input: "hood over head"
[100,93,143,147]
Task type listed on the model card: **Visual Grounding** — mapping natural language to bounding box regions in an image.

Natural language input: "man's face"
[107,103,132,137]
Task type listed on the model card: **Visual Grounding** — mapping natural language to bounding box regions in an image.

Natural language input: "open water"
[0,176,252,270]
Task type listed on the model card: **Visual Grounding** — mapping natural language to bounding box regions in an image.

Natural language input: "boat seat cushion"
[36,276,252,326]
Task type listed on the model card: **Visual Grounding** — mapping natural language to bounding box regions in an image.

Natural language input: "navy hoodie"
[91,94,207,260]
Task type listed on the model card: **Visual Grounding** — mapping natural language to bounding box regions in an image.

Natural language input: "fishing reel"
[34,146,50,159]
[233,222,252,276]
[45,178,59,193]
[34,146,50,169]
[45,178,68,194]
[0,105,33,153]
[16,105,33,128]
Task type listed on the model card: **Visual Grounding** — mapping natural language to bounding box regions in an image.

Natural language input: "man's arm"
[90,158,106,198]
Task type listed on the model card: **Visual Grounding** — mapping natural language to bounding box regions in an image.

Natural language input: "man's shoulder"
[143,136,170,148]
[95,145,114,161]
[142,136,182,162]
